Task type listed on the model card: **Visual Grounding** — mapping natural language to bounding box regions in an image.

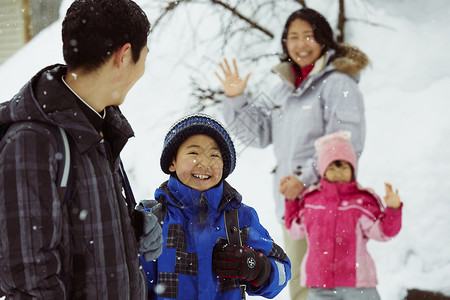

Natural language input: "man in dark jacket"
[0,1,162,299]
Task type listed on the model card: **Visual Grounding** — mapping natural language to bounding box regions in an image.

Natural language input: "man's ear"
[115,43,132,69]
[168,158,176,173]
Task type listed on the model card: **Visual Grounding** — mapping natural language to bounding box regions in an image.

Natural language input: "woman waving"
[216,8,369,300]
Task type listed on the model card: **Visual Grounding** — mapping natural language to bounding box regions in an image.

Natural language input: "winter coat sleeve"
[285,202,307,240]
[222,94,273,149]
[361,205,403,241]
[240,205,291,298]
[284,199,299,230]
[322,72,365,162]
[0,127,66,299]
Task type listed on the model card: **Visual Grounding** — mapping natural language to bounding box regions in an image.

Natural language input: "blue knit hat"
[160,114,236,179]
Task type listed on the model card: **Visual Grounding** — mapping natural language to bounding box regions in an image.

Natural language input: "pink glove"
[284,199,300,230]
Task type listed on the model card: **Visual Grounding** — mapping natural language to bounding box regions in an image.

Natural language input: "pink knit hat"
[314,130,357,177]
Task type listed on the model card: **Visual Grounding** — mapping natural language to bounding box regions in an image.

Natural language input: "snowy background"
[1,0,449,299]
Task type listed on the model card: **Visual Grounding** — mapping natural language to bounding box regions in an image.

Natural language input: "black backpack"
[0,123,136,297]
[0,123,71,297]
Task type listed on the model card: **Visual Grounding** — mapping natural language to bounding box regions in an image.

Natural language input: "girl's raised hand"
[384,183,401,209]
[215,58,250,97]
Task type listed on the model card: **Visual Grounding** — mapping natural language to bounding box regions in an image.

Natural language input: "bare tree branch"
[337,0,345,43]
[190,77,224,112]
[294,0,307,7]
[240,52,280,63]
[210,0,274,39]
[346,17,396,31]
[150,0,191,33]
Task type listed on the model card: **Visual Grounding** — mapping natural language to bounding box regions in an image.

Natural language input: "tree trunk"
[337,0,345,43]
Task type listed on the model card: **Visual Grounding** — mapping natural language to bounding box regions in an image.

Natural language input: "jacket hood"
[331,44,370,76]
[272,44,369,89]
[0,64,134,154]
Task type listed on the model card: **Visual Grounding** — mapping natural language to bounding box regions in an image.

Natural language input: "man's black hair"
[62,0,150,72]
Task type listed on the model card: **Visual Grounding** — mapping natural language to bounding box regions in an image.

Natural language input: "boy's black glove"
[212,244,271,287]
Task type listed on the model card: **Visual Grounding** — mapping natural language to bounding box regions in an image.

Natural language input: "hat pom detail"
[315,130,352,152]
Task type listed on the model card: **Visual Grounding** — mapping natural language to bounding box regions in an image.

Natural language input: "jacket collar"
[272,44,369,89]
[302,178,358,199]
[271,51,329,89]
[319,178,358,196]
[0,64,134,154]
[155,176,242,219]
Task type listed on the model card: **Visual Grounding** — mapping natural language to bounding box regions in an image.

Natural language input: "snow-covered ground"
[1,0,449,299]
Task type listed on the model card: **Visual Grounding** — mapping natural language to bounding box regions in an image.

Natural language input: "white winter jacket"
[222,46,369,221]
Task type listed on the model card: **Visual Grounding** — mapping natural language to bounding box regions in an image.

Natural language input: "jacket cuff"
[382,204,403,237]
[385,202,403,214]
[224,94,248,110]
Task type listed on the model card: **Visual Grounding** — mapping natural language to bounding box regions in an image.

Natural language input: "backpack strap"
[54,128,137,210]
[224,208,242,246]
[57,127,72,204]
[52,127,136,209]
[224,208,246,300]
[119,159,137,210]
[48,126,72,205]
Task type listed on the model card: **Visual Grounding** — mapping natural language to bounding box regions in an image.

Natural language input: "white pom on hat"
[314,130,352,151]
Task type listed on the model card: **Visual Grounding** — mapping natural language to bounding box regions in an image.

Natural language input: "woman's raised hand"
[215,58,250,97]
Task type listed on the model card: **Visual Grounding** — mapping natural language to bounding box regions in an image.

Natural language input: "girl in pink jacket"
[284,131,402,300]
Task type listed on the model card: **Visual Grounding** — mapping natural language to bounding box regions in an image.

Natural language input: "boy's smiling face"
[169,134,224,191]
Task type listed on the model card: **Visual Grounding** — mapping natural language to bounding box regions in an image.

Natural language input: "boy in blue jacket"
[140,114,291,299]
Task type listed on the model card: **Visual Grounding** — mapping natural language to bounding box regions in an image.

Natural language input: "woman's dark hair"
[62,0,150,72]
[280,8,344,64]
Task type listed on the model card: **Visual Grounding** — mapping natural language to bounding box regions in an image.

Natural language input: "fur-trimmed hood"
[332,44,370,76]
[272,44,369,89]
